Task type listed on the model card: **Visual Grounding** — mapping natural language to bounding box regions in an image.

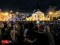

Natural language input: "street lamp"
[49,12,53,15]
[5,12,8,16]
[10,10,13,13]
[16,12,19,14]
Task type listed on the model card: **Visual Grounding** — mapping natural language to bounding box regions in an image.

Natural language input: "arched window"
[38,15,39,18]
[42,15,43,17]
[35,15,36,19]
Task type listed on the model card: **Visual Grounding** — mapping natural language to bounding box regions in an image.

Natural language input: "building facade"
[26,9,50,21]
[48,10,60,20]
[0,9,7,21]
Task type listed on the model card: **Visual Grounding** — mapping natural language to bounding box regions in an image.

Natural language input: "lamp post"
[5,12,8,16]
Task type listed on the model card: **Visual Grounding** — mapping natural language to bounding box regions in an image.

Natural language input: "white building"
[26,9,50,21]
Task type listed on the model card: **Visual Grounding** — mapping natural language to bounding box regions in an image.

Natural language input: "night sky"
[0,0,60,12]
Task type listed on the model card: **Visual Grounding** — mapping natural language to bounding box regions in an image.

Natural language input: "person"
[33,22,49,45]
[23,23,36,45]
[0,28,2,45]
[19,22,23,43]
[15,22,20,33]
[56,32,60,45]
[44,23,55,45]
[10,27,19,43]
[10,25,20,43]
[23,24,29,38]
[35,21,45,33]
[6,23,13,39]
[23,23,29,45]
[0,22,4,45]
[33,21,55,45]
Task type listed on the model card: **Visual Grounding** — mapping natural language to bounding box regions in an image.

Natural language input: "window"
[38,15,39,18]
[35,15,36,17]
[42,15,43,17]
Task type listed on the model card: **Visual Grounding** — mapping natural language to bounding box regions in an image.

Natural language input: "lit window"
[38,15,39,18]
[42,15,43,17]
[35,15,36,17]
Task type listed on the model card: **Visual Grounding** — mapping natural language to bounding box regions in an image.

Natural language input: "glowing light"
[49,12,52,15]
[55,13,57,14]
[10,10,13,12]
[1,40,9,44]
[16,12,19,14]
[5,12,8,16]
[0,12,8,21]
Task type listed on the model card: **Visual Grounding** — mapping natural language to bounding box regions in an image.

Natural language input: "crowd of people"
[0,21,60,45]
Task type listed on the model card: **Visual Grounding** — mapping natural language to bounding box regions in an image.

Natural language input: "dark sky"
[0,0,60,12]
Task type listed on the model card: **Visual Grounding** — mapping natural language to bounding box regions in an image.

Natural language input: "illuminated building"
[26,4,50,21]
[48,10,60,20]
[0,9,13,21]
[0,9,7,21]
[26,9,50,21]
[56,10,60,17]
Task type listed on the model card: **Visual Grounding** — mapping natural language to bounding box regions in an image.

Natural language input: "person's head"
[24,24,28,29]
[41,21,45,25]
[0,22,4,29]
[7,23,12,27]
[36,20,40,24]
[13,27,16,30]
[28,22,34,29]
[13,24,16,28]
